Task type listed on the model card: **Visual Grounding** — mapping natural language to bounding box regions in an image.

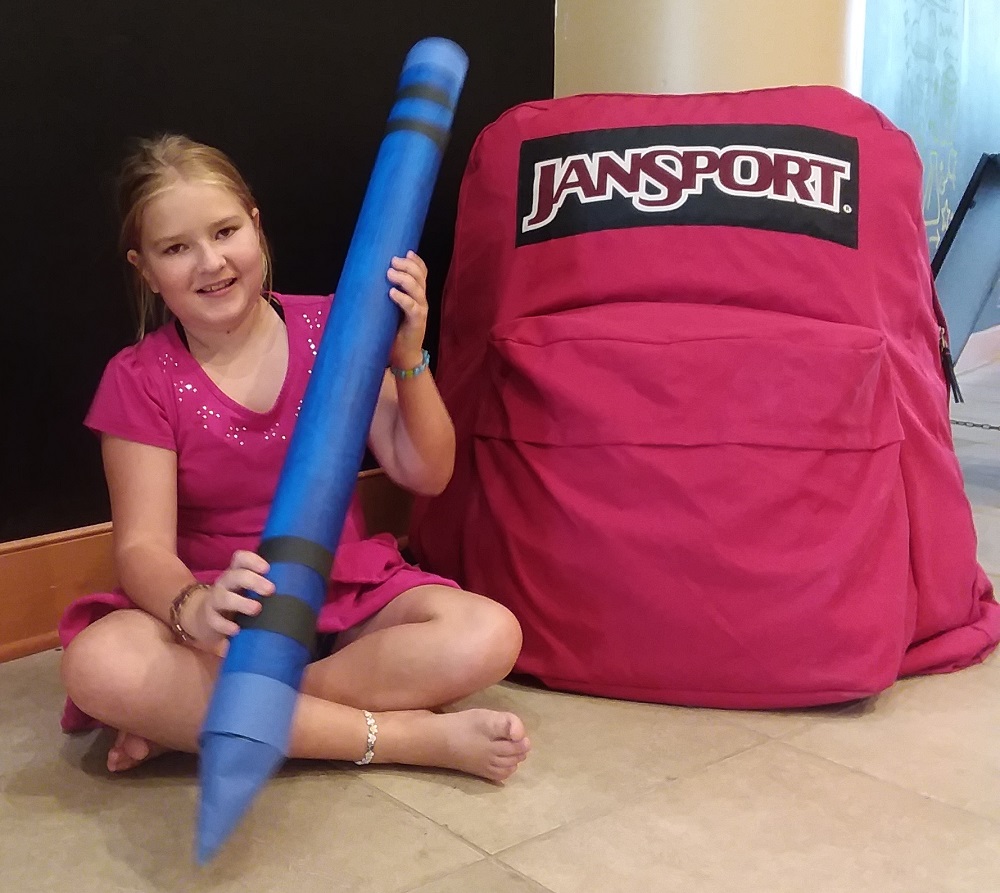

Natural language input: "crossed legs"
[60,585,530,781]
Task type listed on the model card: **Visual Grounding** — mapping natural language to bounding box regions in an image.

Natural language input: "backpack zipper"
[939,326,964,403]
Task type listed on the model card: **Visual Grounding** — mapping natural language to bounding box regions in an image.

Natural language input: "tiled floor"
[2,362,998,893]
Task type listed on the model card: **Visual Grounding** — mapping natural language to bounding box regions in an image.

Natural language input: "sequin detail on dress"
[302,307,324,357]
[197,406,222,430]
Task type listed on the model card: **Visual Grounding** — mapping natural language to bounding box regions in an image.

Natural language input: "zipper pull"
[939,327,964,403]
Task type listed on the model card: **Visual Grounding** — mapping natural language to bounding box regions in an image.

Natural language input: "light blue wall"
[861,0,1000,252]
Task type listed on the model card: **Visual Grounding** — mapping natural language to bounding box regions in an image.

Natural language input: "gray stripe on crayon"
[237,594,318,655]
[385,118,450,150]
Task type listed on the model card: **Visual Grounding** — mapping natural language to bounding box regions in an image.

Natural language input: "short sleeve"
[85,343,176,450]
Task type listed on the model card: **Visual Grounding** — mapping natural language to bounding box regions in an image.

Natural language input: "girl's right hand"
[183,550,274,651]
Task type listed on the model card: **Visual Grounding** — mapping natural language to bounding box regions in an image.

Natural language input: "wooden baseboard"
[0,469,413,663]
[2,632,62,663]
[0,522,116,663]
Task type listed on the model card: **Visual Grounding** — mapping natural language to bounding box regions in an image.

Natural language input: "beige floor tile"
[2,720,479,893]
[362,680,764,854]
[982,639,1000,668]
[697,700,860,739]
[784,651,1000,822]
[6,774,480,893]
[406,859,554,892]
[0,650,67,778]
[499,740,1000,893]
[242,772,483,892]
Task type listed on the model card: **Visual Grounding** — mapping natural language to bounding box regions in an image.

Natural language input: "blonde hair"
[117,134,274,338]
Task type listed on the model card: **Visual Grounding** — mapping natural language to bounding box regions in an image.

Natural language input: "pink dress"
[59,293,457,731]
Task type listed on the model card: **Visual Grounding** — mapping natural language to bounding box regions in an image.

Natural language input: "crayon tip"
[197,732,286,864]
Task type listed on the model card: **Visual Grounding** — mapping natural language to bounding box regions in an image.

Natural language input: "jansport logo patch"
[516,124,859,248]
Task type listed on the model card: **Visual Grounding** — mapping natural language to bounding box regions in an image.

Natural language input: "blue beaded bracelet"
[390,348,430,380]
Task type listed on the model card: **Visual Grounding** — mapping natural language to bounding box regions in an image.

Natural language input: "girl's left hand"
[387,251,429,370]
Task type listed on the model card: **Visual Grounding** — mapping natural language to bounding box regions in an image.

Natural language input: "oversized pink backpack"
[411,86,999,707]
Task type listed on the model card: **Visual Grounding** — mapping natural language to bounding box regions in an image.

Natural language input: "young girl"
[59,134,530,782]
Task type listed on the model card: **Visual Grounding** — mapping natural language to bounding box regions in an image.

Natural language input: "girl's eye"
[163,243,185,255]
[217,225,238,239]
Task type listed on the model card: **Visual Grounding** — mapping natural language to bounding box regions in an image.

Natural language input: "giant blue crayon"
[196,37,469,863]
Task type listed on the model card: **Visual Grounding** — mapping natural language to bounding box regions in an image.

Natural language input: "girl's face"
[128,177,264,334]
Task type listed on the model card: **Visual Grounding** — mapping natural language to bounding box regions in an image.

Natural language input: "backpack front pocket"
[466,301,910,707]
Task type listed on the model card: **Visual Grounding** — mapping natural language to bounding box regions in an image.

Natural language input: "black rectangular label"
[516,123,859,248]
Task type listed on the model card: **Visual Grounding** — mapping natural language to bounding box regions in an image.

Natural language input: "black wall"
[0,1,555,541]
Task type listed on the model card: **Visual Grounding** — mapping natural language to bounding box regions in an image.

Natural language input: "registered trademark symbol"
[843,204,852,213]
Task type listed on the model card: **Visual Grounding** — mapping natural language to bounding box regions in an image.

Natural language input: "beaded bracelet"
[170,582,208,644]
[390,348,430,380]
[354,710,378,765]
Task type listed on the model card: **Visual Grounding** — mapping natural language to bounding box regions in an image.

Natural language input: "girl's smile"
[128,178,265,335]
[198,277,237,295]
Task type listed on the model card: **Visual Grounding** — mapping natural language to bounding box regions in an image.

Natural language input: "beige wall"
[555,0,865,96]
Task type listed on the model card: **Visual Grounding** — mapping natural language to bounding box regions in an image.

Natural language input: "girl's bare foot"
[376,708,530,782]
[106,710,530,781]
[106,730,170,772]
